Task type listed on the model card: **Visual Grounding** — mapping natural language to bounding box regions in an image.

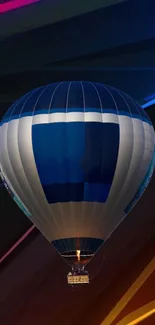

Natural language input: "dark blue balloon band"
[52,237,104,254]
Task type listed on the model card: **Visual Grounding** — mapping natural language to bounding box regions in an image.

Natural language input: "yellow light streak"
[100,257,155,325]
[116,300,155,325]
[127,308,155,325]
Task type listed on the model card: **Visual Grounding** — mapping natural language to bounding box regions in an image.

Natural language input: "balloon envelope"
[0,81,155,267]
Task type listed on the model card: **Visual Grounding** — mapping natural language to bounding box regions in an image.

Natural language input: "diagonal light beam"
[100,257,155,325]
[116,300,155,325]
[0,0,41,14]
[0,225,35,264]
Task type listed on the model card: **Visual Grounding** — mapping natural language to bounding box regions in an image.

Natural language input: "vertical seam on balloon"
[65,82,73,252]
[23,89,59,232]
[47,83,64,243]
[7,88,38,122]
[30,84,62,239]
[54,82,72,248]
[8,93,32,120]
[87,82,103,239]
[98,86,119,164]
[109,86,132,115]
[80,81,86,111]
[66,82,72,113]
[99,83,119,113]
[17,117,49,232]
[113,89,150,223]
[4,123,34,219]
[122,89,152,123]
[80,81,86,250]
[128,98,154,209]
[109,87,136,222]
[2,100,19,122]
[97,83,120,237]
[46,82,68,240]
[0,121,35,224]
[133,98,155,175]
[18,88,42,119]
[5,120,37,226]
[31,84,53,116]
[123,94,147,203]
[48,82,63,116]
[89,82,103,115]
[15,86,59,237]
[111,87,135,215]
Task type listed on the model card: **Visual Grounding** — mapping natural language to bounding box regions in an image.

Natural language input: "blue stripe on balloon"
[32,121,119,203]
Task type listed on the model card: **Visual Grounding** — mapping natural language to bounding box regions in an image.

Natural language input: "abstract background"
[0,1,155,324]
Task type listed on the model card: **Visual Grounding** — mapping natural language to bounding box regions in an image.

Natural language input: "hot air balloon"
[0,81,155,284]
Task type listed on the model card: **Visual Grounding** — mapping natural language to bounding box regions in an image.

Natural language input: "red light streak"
[0,225,35,264]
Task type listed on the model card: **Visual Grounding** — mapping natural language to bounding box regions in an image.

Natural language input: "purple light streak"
[0,0,41,13]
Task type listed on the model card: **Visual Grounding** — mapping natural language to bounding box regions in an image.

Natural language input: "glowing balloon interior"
[0,81,155,283]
